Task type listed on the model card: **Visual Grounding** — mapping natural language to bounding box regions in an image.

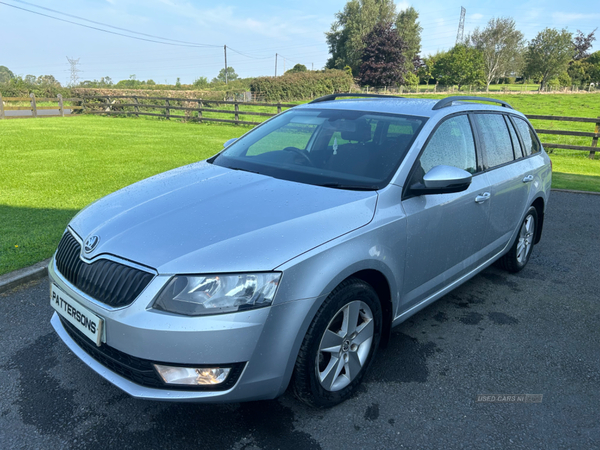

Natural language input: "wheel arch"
[531,196,545,244]
[345,269,393,348]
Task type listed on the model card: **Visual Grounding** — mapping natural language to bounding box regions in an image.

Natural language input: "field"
[0,116,245,275]
[1,94,599,276]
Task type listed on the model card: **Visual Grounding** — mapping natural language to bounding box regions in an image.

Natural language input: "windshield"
[210,108,426,190]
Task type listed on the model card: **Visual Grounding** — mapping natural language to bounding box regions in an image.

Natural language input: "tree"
[573,28,597,61]
[470,17,524,91]
[418,53,442,85]
[359,21,407,86]
[212,67,239,83]
[0,65,14,83]
[396,6,422,72]
[431,44,485,89]
[325,0,397,75]
[193,76,209,88]
[525,28,574,91]
[285,64,308,74]
[37,75,61,87]
[569,51,600,87]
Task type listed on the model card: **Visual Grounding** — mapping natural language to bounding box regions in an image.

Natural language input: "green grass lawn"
[0,115,246,275]
[1,99,599,276]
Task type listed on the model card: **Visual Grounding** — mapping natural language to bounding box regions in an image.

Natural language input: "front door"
[401,114,491,311]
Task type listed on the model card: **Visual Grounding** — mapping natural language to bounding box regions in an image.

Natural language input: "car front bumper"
[49,258,318,402]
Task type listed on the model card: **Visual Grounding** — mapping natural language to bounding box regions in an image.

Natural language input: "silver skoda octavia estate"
[49,94,551,407]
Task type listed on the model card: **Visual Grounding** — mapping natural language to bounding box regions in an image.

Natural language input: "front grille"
[55,231,154,308]
[60,317,245,391]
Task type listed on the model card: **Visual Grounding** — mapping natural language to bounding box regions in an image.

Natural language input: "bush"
[250,70,354,101]
[0,76,71,98]
[558,72,572,87]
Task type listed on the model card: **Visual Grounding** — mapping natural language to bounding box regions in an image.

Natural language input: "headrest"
[341,120,371,143]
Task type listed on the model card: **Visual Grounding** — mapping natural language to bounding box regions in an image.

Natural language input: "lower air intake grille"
[55,231,154,308]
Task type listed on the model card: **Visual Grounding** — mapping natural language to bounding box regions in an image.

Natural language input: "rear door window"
[513,117,541,156]
[474,114,514,169]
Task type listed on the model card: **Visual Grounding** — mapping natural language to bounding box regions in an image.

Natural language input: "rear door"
[473,113,535,258]
[401,114,491,310]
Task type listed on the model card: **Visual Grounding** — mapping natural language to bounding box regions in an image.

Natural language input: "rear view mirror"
[411,165,472,195]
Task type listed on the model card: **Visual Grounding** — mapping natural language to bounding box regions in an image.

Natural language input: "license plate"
[51,284,104,346]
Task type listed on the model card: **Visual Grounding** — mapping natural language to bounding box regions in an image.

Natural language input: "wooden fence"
[526,115,600,159]
[3,93,598,159]
[0,94,84,119]
[81,95,296,126]
[82,95,600,159]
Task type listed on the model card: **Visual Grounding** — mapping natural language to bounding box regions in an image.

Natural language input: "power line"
[0,1,220,48]
[9,0,221,48]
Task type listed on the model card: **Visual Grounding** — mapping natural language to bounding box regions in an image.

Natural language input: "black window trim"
[402,111,482,201]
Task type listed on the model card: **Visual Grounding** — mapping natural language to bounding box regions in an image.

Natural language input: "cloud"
[552,12,600,22]
[470,13,483,21]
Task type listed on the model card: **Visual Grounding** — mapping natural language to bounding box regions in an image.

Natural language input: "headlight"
[152,273,281,316]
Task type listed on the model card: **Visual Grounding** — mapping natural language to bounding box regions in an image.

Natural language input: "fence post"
[57,94,64,117]
[234,102,239,123]
[0,93,4,120]
[277,104,282,114]
[198,100,203,123]
[30,93,38,118]
[165,98,170,120]
[589,116,599,159]
[106,96,112,114]
[133,96,139,118]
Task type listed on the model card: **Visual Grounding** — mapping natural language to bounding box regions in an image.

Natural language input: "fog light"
[154,364,231,385]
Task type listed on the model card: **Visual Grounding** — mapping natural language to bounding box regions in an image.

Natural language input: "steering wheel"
[283,147,313,166]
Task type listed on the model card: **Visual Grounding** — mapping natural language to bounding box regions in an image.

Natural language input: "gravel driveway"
[1,191,598,449]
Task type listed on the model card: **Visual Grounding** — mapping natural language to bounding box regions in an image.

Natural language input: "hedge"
[250,70,354,102]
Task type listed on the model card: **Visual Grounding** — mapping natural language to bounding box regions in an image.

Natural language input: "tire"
[497,206,538,273]
[291,278,382,408]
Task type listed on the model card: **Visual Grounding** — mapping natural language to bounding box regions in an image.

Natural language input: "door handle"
[522,175,534,183]
[475,192,491,203]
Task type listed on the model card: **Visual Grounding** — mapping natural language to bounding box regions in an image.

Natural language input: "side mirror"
[223,138,238,148]
[412,165,473,195]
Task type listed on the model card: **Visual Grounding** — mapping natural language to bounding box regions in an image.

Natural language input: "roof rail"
[309,93,403,104]
[432,96,513,110]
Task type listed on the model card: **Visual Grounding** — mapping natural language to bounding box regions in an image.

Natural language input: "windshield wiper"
[227,166,261,175]
[318,183,379,191]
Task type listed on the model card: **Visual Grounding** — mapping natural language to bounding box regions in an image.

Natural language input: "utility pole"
[224,45,228,84]
[312,63,314,71]
[456,7,466,45]
[66,56,81,87]
[275,53,278,77]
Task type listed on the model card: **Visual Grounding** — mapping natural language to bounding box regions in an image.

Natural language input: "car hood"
[69,162,377,274]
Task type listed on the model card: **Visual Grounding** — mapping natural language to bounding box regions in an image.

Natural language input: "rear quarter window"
[513,117,541,156]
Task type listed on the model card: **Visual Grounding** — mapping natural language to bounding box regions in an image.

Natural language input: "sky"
[1,0,598,85]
